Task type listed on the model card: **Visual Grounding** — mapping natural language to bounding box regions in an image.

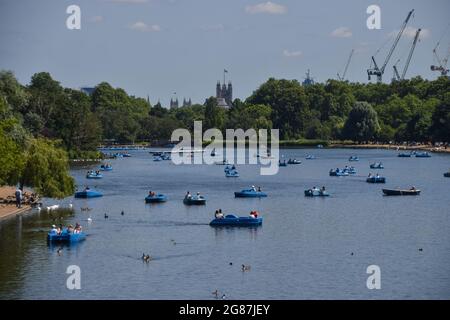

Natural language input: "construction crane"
[367,9,414,82]
[392,59,401,81]
[337,49,354,81]
[393,28,422,81]
[430,41,450,76]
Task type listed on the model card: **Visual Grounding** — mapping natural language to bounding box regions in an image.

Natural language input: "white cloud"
[389,26,430,39]
[283,50,302,57]
[130,22,161,32]
[245,2,287,15]
[90,16,104,23]
[330,27,352,38]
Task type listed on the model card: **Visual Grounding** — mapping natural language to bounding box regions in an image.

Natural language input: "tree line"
[0,70,449,197]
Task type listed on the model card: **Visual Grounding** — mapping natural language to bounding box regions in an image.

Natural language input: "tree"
[204,97,225,131]
[20,139,75,198]
[431,92,450,142]
[342,101,380,142]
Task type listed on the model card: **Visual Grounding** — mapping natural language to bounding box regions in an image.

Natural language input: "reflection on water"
[1,148,450,299]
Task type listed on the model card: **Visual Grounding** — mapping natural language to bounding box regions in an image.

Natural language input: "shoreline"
[328,143,450,154]
[0,186,33,221]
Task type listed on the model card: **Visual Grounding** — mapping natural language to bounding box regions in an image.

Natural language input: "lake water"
[1,148,449,299]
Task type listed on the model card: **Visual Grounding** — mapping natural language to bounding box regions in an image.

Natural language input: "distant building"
[182,98,192,107]
[170,98,179,109]
[302,69,315,86]
[80,87,95,95]
[216,81,233,108]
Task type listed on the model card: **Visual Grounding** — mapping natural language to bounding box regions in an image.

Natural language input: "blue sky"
[0,0,449,106]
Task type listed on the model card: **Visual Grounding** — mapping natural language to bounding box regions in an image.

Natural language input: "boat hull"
[74,190,103,198]
[145,195,167,203]
[47,231,86,243]
[366,177,386,183]
[210,215,263,227]
[382,189,420,196]
[183,198,206,205]
[234,190,267,198]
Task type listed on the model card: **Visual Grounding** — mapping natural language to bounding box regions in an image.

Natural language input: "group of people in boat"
[185,191,202,199]
[50,222,83,235]
[311,186,326,193]
[213,209,259,219]
[367,173,381,178]
[87,170,101,176]
[250,185,262,192]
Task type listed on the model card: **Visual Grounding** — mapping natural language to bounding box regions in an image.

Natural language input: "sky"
[0,0,449,106]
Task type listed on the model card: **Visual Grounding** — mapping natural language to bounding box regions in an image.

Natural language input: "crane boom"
[401,28,421,79]
[337,49,354,81]
[342,49,354,80]
[367,9,414,82]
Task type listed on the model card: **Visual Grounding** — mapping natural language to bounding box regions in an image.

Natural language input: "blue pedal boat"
[366,176,386,183]
[304,189,330,197]
[75,189,103,198]
[86,172,103,179]
[209,214,263,227]
[234,189,267,198]
[305,155,316,160]
[183,196,206,205]
[100,165,113,171]
[398,152,412,157]
[287,159,302,164]
[415,151,431,158]
[370,162,384,169]
[226,170,239,177]
[343,167,356,174]
[349,156,359,161]
[329,169,349,176]
[145,194,167,203]
[47,229,86,243]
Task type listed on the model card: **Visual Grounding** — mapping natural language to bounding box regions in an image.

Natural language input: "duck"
[241,264,251,272]
[57,248,63,256]
[104,213,109,219]
[143,254,151,263]
[121,210,124,216]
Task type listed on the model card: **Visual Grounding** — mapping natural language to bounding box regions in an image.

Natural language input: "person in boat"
[215,209,224,219]
[148,190,156,197]
[196,192,201,199]
[368,173,372,178]
[257,186,262,192]
[251,185,256,192]
[250,211,259,218]
[231,165,236,170]
[51,224,58,233]
[84,186,90,191]
[186,191,192,199]
[376,173,380,178]
[74,222,82,234]
[67,225,74,234]
[410,186,416,191]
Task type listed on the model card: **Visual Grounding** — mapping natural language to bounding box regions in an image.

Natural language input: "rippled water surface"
[1,148,449,299]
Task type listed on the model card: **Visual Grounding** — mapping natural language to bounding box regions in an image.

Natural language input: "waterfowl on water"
[57,248,62,256]
[121,210,124,216]
[241,264,251,271]
[104,213,109,219]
